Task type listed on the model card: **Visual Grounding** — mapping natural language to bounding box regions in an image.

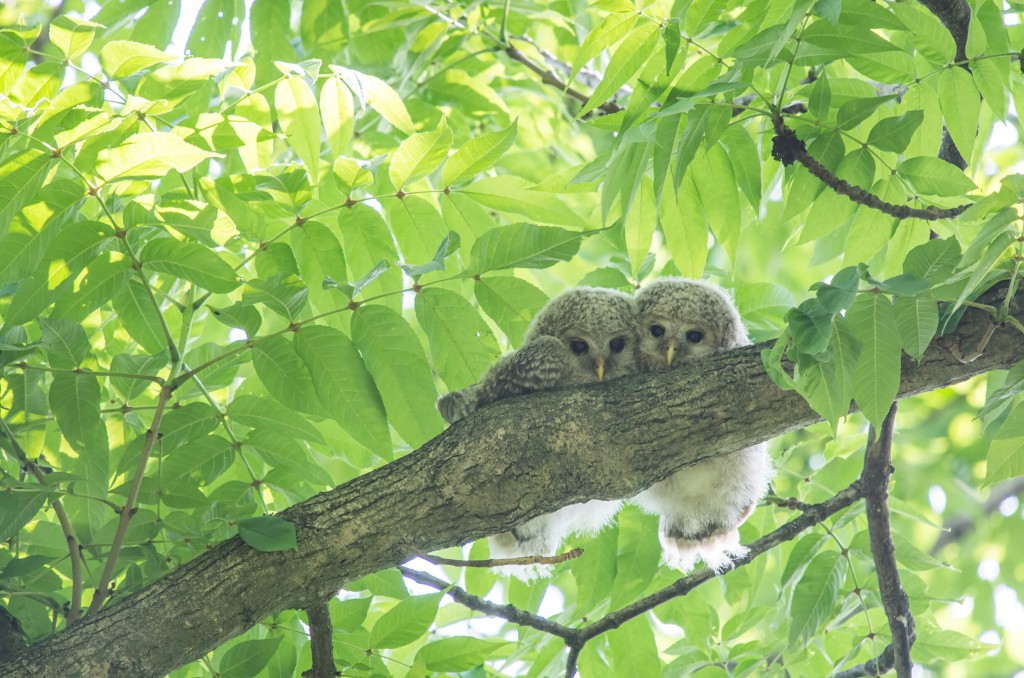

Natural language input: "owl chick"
[437,286,639,579]
[632,277,773,573]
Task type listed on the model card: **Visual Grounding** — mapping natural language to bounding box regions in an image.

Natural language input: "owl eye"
[649,324,665,338]
[609,337,626,353]
[686,330,704,343]
[569,340,589,355]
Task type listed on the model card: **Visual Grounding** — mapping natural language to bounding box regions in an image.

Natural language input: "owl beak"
[666,339,677,366]
[595,355,606,381]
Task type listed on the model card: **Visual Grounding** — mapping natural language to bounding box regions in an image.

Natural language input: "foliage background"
[1,0,1024,675]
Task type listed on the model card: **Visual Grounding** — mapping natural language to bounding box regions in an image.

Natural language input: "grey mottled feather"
[437,286,640,579]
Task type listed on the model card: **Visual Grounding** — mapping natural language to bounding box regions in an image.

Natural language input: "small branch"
[396,566,577,641]
[951,320,998,363]
[412,547,583,568]
[302,601,336,678]
[575,480,865,642]
[931,476,1024,554]
[505,45,623,115]
[13,362,164,385]
[86,389,173,615]
[564,644,582,678]
[771,117,971,220]
[861,404,915,678]
[833,644,898,678]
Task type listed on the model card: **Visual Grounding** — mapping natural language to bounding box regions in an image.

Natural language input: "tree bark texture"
[2,286,1022,677]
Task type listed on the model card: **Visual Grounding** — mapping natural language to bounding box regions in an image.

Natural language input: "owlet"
[632,277,773,572]
[438,286,639,579]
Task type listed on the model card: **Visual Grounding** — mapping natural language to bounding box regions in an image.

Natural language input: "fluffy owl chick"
[437,287,639,579]
[632,277,772,573]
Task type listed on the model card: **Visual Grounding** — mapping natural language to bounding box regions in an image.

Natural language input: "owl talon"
[437,390,477,425]
[660,527,748,573]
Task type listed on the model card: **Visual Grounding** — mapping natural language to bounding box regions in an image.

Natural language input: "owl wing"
[436,336,570,424]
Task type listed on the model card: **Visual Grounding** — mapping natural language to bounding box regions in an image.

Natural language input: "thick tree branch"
[917,0,970,63]
[2,285,1022,677]
[861,404,915,677]
[302,602,335,678]
[833,644,899,678]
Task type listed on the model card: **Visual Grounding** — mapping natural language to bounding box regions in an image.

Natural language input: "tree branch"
[771,117,971,220]
[930,476,1024,554]
[397,567,577,641]
[861,404,915,677]
[302,602,335,678]
[833,644,898,678]
[2,284,1021,677]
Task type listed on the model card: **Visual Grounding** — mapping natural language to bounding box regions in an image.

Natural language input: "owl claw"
[437,389,477,424]
[660,527,748,574]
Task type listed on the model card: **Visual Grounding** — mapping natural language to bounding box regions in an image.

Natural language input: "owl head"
[525,286,639,383]
[635,277,748,371]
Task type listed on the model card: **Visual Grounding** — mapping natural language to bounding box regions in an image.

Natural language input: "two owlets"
[437,278,773,580]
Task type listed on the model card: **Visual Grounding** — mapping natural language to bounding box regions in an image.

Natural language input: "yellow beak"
[596,355,606,381]
[666,340,677,366]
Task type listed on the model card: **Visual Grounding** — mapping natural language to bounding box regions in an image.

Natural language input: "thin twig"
[396,566,577,641]
[861,404,915,677]
[86,389,173,615]
[931,476,1024,554]
[302,601,336,678]
[771,117,971,220]
[412,547,583,568]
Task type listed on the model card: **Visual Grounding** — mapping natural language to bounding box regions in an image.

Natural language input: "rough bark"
[2,286,1022,677]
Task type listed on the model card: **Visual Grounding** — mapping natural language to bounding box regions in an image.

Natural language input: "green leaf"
[415,637,508,672]
[369,592,443,649]
[160,402,219,451]
[939,66,980,162]
[98,40,175,79]
[415,288,500,391]
[96,132,221,182]
[807,71,831,120]
[293,325,390,453]
[460,176,588,228]
[984,402,1024,486]
[244,275,308,321]
[0,492,47,542]
[387,196,447,265]
[141,237,239,293]
[251,335,326,417]
[896,156,977,197]
[112,280,168,354]
[51,255,132,322]
[866,110,924,153]
[238,516,297,552]
[660,173,708,278]
[894,296,938,361]
[786,299,834,356]
[0,150,51,239]
[161,435,232,482]
[914,627,997,662]
[474,277,549,344]
[350,305,444,448]
[39,317,89,368]
[321,75,354,156]
[579,23,660,117]
[390,119,452,188]
[228,395,324,444]
[571,12,637,85]
[903,237,961,285]
[109,352,167,400]
[624,176,656,276]
[846,294,901,429]
[836,94,897,130]
[442,119,518,187]
[789,550,844,645]
[275,76,322,184]
[49,372,108,537]
[49,16,102,59]
[469,223,585,274]
[332,66,415,134]
[219,637,283,678]
[610,508,661,608]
